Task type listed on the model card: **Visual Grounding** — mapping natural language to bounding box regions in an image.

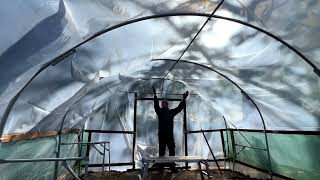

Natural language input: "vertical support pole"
[220,130,226,156]
[78,130,84,176]
[230,130,236,171]
[102,142,106,174]
[77,132,81,157]
[54,109,69,180]
[132,93,137,169]
[54,136,61,180]
[85,132,92,158]
[183,102,188,169]
[86,131,91,157]
[220,130,226,168]
[108,142,111,171]
[223,116,230,167]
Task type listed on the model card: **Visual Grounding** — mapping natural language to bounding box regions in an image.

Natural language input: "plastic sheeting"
[227,131,320,180]
[218,0,320,68]
[159,17,320,130]
[0,0,319,136]
[81,81,226,170]
[0,0,319,135]
[0,0,320,178]
[2,18,319,137]
[0,132,78,180]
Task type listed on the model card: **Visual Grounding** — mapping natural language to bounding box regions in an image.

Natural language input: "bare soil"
[81,169,260,180]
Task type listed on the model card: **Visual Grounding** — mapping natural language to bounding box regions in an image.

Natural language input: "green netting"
[224,131,320,180]
[268,133,320,180]
[0,133,78,180]
[233,131,270,172]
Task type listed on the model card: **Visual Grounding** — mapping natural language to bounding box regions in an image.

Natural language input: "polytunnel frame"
[151,58,273,175]
[53,75,306,180]
[124,78,249,170]
[1,12,320,138]
[0,12,319,180]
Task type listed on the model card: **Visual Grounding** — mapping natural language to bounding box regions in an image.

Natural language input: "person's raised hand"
[183,91,189,99]
[152,86,156,95]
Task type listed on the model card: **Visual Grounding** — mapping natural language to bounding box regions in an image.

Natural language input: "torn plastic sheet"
[1,1,320,137]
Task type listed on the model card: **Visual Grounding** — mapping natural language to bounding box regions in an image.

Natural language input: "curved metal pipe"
[61,12,318,73]
[152,58,273,175]
[1,12,318,137]
[2,12,317,176]
[54,108,70,180]
[0,50,75,137]
[161,0,225,80]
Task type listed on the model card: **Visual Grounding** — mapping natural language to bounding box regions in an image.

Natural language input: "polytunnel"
[0,0,320,180]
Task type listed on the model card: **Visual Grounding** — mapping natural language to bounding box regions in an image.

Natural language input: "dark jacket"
[153,95,185,136]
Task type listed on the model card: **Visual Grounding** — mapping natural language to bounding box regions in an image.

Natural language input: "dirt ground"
[81,169,260,180]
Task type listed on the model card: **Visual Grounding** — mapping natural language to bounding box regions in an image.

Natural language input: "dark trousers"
[158,134,175,156]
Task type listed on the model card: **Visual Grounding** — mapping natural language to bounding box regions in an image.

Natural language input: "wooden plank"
[142,156,207,163]
[0,128,81,143]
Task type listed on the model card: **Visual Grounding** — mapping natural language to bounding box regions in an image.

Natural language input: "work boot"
[170,163,178,173]
[158,164,164,174]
